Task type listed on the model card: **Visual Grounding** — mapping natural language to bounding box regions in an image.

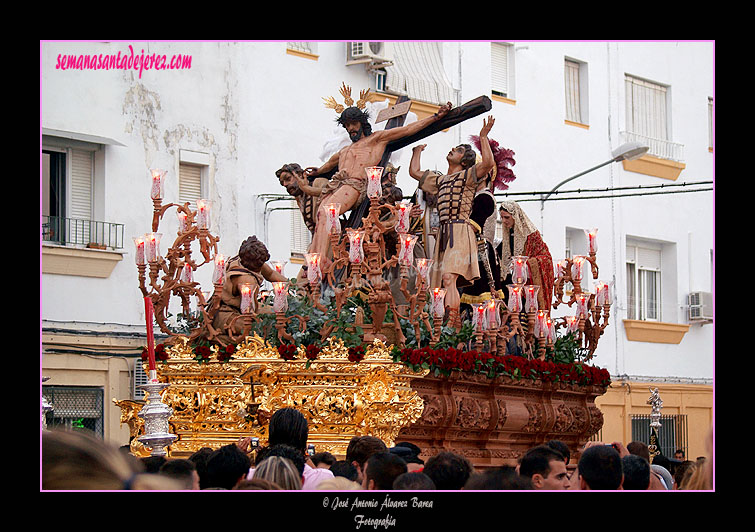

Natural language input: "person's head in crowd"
[233,478,282,490]
[463,466,533,490]
[422,451,473,490]
[519,445,570,490]
[312,451,337,469]
[577,444,623,490]
[389,442,425,472]
[268,407,309,454]
[621,454,650,490]
[140,455,167,474]
[545,440,571,466]
[393,471,437,490]
[316,476,364,491]
[329,460,359,482]
[346,435,388,483]
[255,444,305,478]
[204,443,251,490]
[159,458,200,490]
[188,447,215,490]
[254,455,303,490]
[673,460,695,490]
[674,449,685,461]
[42,429,180,490]
[362,452,407,490]
[651,461,674,490]
[626,441,651,463]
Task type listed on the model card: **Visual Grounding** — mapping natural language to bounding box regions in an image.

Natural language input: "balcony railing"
[621,131,685,162]
[42,215,124,250]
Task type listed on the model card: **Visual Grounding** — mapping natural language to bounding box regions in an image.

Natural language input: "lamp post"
[539,142,649,209]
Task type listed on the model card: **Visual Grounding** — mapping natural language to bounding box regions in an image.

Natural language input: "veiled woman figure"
[496,201,554,311]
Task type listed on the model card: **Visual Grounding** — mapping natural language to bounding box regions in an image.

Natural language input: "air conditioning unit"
[132,360,149,400]
[687,291,713,323]
[347,42,392,70]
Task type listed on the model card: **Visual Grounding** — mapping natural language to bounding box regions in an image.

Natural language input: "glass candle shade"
[523,285,540,313]
[304,253,322,283]
[325,203,341,234]
[272,281,289,313]
[486,298,501,329]
[395,200,412,234]
[565,315,579,334]
[585,228,598,254]
[196,199,211,230]
[270,260,287,276]
[555,259,568,280]
[180,263,194,284]
[535,310,548,338]
[398,233,417,266]
[144,232,163,262]
[595,280,612,306]
[510,256,530,285]
[415,258,433,288]
[149,169,167,200]
[212,254,226,284]
[177,211,188,233]
[431,288,447,318]
[472,303,487,332]
[365,166,384,199]
[240,283,255,314]
[546,317,556,343]
[346,229,365,264]
[133,236,146,265]
[576,293,590,319]
[507,284,523,313]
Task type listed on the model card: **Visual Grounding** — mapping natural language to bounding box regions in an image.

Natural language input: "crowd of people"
[42,406,713,492]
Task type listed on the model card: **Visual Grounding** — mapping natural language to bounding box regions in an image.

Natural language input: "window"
[491,42,514,99]
[631,413,688,459]
[626,74,668,141]
[290,200,311,261]
[287,42,318,56]
[42,386,105,437]
[382,42,455,106]
[626,242,662,321]
[565,227,588,259]
[179,162,203,209]
[565,58,588,125]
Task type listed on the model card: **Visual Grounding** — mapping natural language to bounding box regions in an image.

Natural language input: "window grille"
[42,386,105,437]
[631,414,687,459]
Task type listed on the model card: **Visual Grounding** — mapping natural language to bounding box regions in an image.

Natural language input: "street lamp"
[539,142,649,208]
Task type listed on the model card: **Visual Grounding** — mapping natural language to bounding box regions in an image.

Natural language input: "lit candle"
[473,303,487,332]
[325,203,341,234]
[272,281,288,313]
[535,310,548,338]
[595,281,608,306]
[585,228,598,254]
[149,169,166,200]
[365,166,384,199]
[565,315,579,333]
[395,200,412,234]
[143,296,157,376]
[571,256,586,281]
[555,259,568,280]
[212,254,226,284]
[431,287,447,318]
[270,260,287,276]
[180,263,194,284]
[133,236,145,265]
[486,298,500,329]
[415,258,433,288]
[304,253,322,283]
[398,233,418,266]
[196,199,210,230]
[144,232,163,262]
[523,285,540,313]
[239,283,255,314]
[346,229,365,264]
[511,256,530,285]
[507,284,523,313]
[177,211,188,233]
[576,293,590,319]
[546,317,556,343]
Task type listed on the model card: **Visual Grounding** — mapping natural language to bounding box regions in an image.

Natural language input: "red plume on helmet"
[469,135,516,191]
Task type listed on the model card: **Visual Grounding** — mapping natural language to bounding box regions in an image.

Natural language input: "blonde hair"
[253,456,303,490]
[316,476,363,491]
[42,429,181,491]
[679,458,713,490]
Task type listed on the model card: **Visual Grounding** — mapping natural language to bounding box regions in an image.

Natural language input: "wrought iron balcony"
[42,215,124,250]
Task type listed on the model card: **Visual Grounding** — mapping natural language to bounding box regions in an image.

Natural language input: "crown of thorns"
[322,83,371,114]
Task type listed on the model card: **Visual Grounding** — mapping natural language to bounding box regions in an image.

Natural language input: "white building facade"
[41,41,714,455]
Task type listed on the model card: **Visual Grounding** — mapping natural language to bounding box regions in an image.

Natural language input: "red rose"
[348,345,365,363]
[155,344,169,361]
[305,344,320,361]
[278,344,297,360]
